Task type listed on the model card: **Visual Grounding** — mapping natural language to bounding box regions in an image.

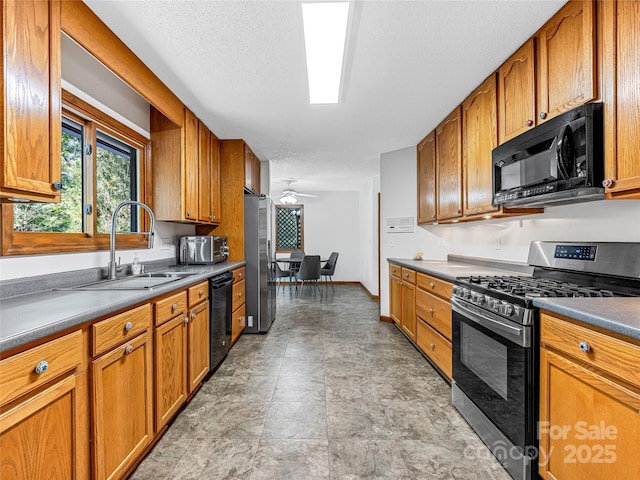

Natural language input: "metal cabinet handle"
[124,321,133,331]
[238,292,243,297]
[186,210,192,217]
[52,181,62,191]
[578,341,591,353]
[184,317,189,325]
[171,303,178,312]
[539,112,547,120]
[526,119,533,127]
[428,308,435,315]
[124,345,134,355]
[34,360,49,374]
[602,178,614,189]
[199,290,204,297]
[430,343,435,350]
[430,282,435,289]
[191,312,197,320]
[404,273,409,278]
[456,209,461,215]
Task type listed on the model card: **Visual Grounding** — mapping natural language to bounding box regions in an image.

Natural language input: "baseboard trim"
[359,282,380,299]
[380,315,393,323]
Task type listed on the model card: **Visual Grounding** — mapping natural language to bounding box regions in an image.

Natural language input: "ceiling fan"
[277,180,316,204]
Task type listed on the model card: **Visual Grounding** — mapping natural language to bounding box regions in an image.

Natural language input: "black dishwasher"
[209,272,234,371]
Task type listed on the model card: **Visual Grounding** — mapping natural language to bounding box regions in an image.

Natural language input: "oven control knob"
[487,298,497,309]
[463,289,472,300]
[502,304,514,316]
[476,295,486,306]
[452,286,461,297]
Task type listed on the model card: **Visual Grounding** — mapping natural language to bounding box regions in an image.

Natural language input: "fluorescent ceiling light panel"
[302,2,350,104]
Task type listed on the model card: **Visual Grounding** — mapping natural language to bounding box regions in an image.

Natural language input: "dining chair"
[289,250,305,281]
[321,252,339,292]
[295,255,322,297]
[274,262,293,293]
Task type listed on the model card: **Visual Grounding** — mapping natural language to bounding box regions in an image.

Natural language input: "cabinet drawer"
[416,288,452,341]
[390,264,401,279]
[416,272,452,300]
[416,318,452,379]
[233,279,245,313]
[154,291,188,327]
[541,313,640,387]
[400,267,416,285]
[92,304,151,357]
[0,330,83,406]
[232,267,245,284]
[188,281,209,306]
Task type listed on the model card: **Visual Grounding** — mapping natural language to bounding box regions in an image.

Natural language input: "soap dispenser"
[131,253,141,275]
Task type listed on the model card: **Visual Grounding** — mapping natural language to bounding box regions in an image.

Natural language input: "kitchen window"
[1,91,150,255]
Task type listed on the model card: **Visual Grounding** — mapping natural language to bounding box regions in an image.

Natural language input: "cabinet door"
[603,0,640,198]
[154,314,187,430]
[210,131,222,222]
[187,301,210,394]
[436,107,462,220]
[253,154,261,194]
[498,39,536,143]
[92,332,153,480]
[537,0,596,123]
[1,0,61,201]
[401,281,416,341]
[389,275,401,325]
[232,303,246,344]
[198,122,212,223]
[462,75,499,216]
[417,131,437,224]
[183,109,199,221]
[0,372,88,480]
[539,348,640,479]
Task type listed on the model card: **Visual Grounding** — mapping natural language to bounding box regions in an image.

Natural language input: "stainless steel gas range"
[450,241,640,480]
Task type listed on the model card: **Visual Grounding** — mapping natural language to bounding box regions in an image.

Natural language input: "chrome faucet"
[108,200,155,280]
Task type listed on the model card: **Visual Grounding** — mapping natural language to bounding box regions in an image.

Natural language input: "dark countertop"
[0,262,244,354]
[389,256,640,342]
[533,297,640,341]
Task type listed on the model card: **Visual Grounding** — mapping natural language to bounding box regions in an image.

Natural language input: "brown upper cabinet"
[151,107,221,225]
[244,145,261,194]
[462,75,498,217]
[536,0,596,124]
[497,39,536,144]
[435,107,463,222]
[600,0,640,199]
[417,131,437,224]
[1,0,62,202]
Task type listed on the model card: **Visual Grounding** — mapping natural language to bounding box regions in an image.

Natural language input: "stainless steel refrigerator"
[243,194,276,333]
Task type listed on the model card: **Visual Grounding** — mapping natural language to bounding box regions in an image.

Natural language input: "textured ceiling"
[85,0,566,195]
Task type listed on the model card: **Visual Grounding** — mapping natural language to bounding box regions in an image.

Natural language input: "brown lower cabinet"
[0,331,89,479]
[231,266,246,343]
[0,278,220,479]
[539,312,640,479]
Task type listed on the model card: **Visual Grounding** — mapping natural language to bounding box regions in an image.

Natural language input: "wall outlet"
[247,316,254,327]
[160,237,171,251]
[495,236,502,250]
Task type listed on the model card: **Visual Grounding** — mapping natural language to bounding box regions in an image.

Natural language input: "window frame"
[275,204,304,253]
[1,90,152,256]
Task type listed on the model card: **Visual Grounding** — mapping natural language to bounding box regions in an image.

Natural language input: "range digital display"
[554,245,597,261]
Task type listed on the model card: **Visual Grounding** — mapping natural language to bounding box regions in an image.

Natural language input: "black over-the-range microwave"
[492,103,604,208]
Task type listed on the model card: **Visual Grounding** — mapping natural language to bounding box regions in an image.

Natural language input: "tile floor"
[131,285,511,480]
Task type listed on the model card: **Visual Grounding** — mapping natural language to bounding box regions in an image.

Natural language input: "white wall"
[359,176,380,296]
[379,146,640,316]
[278,191,362,283]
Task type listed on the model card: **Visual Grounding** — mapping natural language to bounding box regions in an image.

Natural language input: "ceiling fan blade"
[295,192,317,197]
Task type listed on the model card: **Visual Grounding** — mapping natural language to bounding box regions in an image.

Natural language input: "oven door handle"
[451,297,531,348]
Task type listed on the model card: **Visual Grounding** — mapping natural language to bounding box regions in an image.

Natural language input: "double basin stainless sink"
[68,272,196,291]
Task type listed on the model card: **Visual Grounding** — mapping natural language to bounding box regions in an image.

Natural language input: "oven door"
[451,297,536,450]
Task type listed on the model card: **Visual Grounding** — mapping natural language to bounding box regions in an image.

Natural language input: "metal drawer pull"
[34,361,49,374]
[199,290,204,296]
[124,321,133,331]
[238,292,242,297]
[430,282,435,288]
[124,345,134,355]
[184,317,189,325]
[191,312,197,320]
[171,303,178,311]
[430,343,435,350]
[429,308,435,315]
[578,341,591,353]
